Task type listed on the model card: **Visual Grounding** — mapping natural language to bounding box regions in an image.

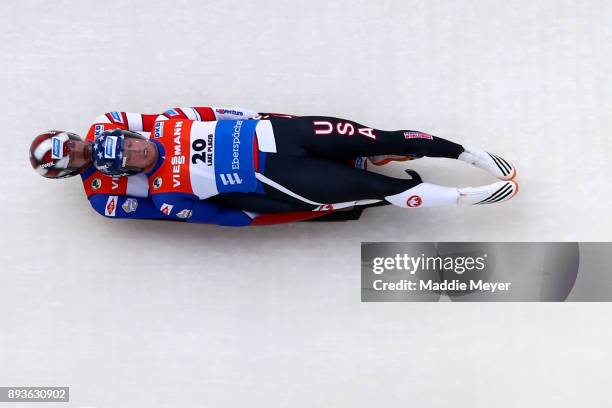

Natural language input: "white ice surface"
[1,0,611,407]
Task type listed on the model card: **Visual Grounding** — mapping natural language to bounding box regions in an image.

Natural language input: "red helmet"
[29,131,84,178]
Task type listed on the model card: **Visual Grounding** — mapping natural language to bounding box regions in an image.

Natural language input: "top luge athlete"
[29,106,518,226]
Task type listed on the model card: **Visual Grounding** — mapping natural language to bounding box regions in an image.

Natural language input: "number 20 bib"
[152,119,258,199]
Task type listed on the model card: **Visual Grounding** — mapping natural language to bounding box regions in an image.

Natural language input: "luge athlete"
[89,112,517,226]
[28,107,405,224]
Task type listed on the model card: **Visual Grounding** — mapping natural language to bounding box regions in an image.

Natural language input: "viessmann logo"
[171,121,185,188]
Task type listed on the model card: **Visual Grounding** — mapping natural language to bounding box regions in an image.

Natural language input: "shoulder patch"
[83,171,128,197]
[105,196,118,216]
[160,203,174,215]
[176,209,192,219]
[152,176,163,190]
[153,121,164,138]
[122,198,138,213]
[108,111,125,124]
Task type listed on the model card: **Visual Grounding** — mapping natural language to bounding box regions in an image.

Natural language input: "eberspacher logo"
[372,253,487,275]
[231,120,242,170]
[219,172,243,186]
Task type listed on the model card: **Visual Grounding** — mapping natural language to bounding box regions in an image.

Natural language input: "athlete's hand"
[257,112,296,119]
[404,169,422,183]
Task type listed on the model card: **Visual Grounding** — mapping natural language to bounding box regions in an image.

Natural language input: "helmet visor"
[94,130,151,176]
[121,137,153,171]
[50,137,85,169]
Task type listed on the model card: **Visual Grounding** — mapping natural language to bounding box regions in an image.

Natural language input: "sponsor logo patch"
[165,109,179,117]
[94,124,105,137]
[110,111,124,123]
[51,136,64,159]
[90,178,102,190]
[407,195,423,208]
[170,121,185,188]
[176,209,192,219]
[154,121,164,138]
[215,108,243,116]
[122,198,138,213]
[219,173,243,186]
[104,136,118,159]
[404,131,433,140]
[160,203,173,215]
[153,176,163,189]
[354,157,367,170]
[105,195,118,216]
[231,120,242,171]
[314,204,333,211]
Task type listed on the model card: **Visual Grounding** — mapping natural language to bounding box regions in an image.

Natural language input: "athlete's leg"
[267,116,463,159]
[259,154,473,208]
[259,153,518,208]
[261,154,416,205]
[262,117,516,180]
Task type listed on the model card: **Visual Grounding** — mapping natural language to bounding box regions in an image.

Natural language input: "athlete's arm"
[92,111,160,132]
[91,108,297,134]
[256,112,297,119]
[89,194,169,219]
[249,211,333,225]
[157,107,260,122]
[165,198,332,226]
[152,193,252,227]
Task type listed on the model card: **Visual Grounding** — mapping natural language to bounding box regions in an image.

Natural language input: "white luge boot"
[385,180,519,208]
[458,146,516,180]
[458,180,519,205]
[385,183,460,208]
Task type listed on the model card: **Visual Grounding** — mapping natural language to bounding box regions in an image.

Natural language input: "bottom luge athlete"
[29,106,518,226]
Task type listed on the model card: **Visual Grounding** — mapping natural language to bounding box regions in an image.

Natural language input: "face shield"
[93,129,150,176]
[51,137,89,170]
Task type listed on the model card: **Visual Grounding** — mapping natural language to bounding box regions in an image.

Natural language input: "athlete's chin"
[126,158,147,169]
[134,153,149,167]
